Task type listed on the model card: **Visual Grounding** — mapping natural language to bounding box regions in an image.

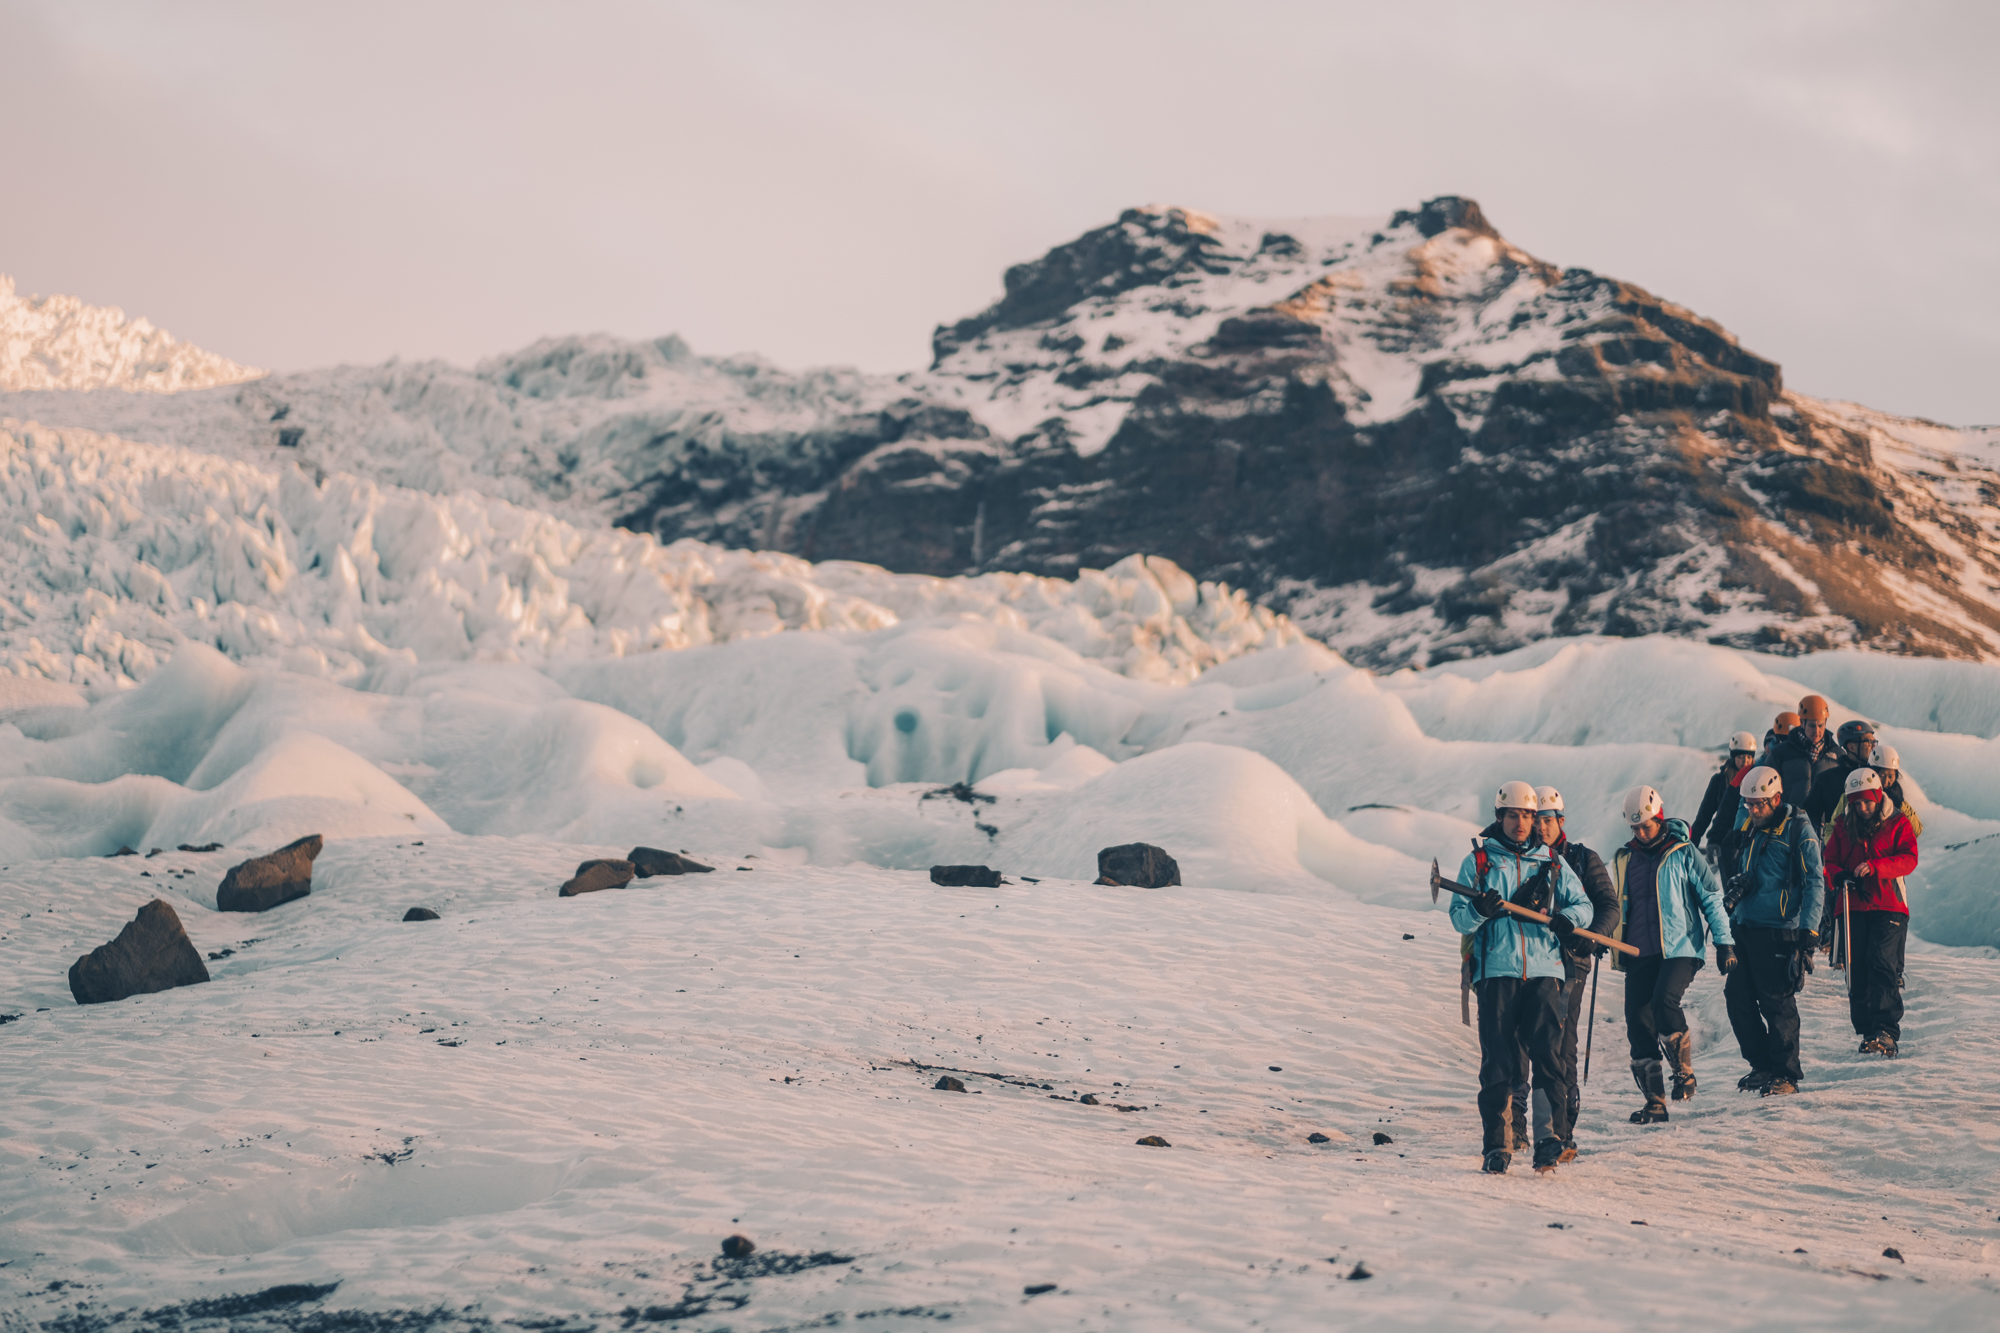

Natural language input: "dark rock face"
[929,864,1004,888]
[1096,843,1181,888]
[402,907,441,921]
[69,899,210,1004]
[934,1075,967,1092]
[628,847,715,877]
[217,834,323,913]
[559,859,635,896]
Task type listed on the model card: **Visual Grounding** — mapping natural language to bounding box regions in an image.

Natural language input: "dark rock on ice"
[1402,933,1416,940]
[402,907,441,921]
[179,842,224,853]
[628,846,714,876]
[1080,1093,1100,1105]
[217,834,323,912]
[558,858,635,896]
[721,1234,757,1258]
[1883,1247,1904,1262]
[1373,1132,1394,1145]
[1308,1132,1331,1144]
[1095,843,1180,888]
[69,899,210,1004]
[930,864,1004,888]
[934,1075,967,1092]
[1135,1135,1171,1147]
[1347,1262,1373,1281]
[1024,1283,1057,1296]
[109,846,138,857]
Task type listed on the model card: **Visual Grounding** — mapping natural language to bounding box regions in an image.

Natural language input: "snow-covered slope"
[0,274,262,393]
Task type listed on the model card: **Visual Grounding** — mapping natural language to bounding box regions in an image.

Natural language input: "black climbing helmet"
[1836,719,1877,749]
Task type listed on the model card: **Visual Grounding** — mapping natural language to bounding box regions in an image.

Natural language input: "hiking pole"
[1842,880,1854,999]
[1430,861,1641,957]
[1583,960,1600,1083]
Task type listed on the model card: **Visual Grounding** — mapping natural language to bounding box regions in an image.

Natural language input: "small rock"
[1883,1247,1904,1262]
[1095,843,1180,888]
[558,859,635,897]
[1269,1065,1282,1072]
[1402,933,1415,940]
[402,907,441,921]
[628,847,714,877]
[1135,1135,1171,1147]
[178,842,223,853]
[1347,1262,1372,1281]
[1793,1248,1807,1253]
[1373,1132,1394,1145]
[217,834,323,913]
[1548,1222,1566,1229]
[929,864,1004,888]
[1023,1283,1056,1297]
[1079,1093,1100,1105]
[934,1075,967,1092]
[721,1235,756,1259]
[1308,1132,1331,1144]
[69,900,210,1005]
[145,848,164,858]
[109,846,138,857]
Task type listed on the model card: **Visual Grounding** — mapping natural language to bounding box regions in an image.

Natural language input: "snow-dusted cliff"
[0,274,262,393]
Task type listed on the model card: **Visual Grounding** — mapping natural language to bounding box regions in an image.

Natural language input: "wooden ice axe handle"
[1431,859,1642,958]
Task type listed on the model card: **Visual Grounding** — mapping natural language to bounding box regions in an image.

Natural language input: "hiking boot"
[1761,1077,1798,1097]
[1737,1069,1775,1092]
[1661,1032,1697,1101]
[1557,1139,1580,1164]
[1629,1104,1671,1124]
[1629,1058,1669,1124]
[1483,1150,1512,1174]
[1532,1138,1565,1173]
[1861,1033,1899,1058]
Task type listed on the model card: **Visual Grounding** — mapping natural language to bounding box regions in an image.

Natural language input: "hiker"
[1448,780,1590,1174]
[1690,731,1760,856]
[1805,719,1878,833]
[1759,711,1799,765]
[1717,766,1824,1096]
[1611,786,1735,1124]
[1768,695,1840,817]
[1823,767,1917,1057]
[1535,785,1619,1161]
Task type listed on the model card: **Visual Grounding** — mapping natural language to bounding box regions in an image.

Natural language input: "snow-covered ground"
[3,372,1999,1327]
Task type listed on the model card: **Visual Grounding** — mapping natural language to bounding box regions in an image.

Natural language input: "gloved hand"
[1831,872,1857,892]
[1799,936,1816,974]
[1714,944,1737,974]
[1473,890,1506,919]
[1548,913,1577,944]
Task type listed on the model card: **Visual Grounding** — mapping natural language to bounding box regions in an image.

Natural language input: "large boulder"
[1095,843,1181,888]
[216,834,323,913]
[628,847,715,877]
[69,900,210,1005]
[559,859,635,896]
[930,864,1005,888]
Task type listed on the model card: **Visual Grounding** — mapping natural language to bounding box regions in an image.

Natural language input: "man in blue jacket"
[1717,765,1825,1096]
[1612,785,1736,1123]
[1449,780,1592,1175]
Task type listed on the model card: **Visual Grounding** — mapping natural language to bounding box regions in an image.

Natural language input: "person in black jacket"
[1805,719,1877,832]
[1768,694,1840,813]
[1691,731,1759,855]
[1534,785,1619,1161]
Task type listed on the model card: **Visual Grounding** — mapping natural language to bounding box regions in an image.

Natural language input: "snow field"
[3,841,1997,1329]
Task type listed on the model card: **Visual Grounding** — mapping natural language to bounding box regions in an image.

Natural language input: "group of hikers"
[1446,694,1921,1174]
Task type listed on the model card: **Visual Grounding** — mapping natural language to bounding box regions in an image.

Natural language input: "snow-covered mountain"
[6,199,1997,670]
[0,274,262,393]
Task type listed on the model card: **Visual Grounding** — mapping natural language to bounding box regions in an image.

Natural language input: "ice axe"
[1430,860,1640,957]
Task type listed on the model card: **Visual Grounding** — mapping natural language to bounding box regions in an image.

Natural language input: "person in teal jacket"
[1448,780,1591,1175]
[1716,764,1824,1096]
[1611,786,1735,1123]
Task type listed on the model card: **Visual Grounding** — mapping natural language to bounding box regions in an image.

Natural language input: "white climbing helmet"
[1740,766,1783,802]
[1729,731,1758,753]
[1622,785,1664,826]
[1868,742,1901,772]
[1495,780,1540,813]
[1844,767,1883,796]
[1534,785,1564,814]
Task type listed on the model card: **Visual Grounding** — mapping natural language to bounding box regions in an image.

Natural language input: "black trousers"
[1476,976,1566,1154]
[1622,954,1701,1059]
[1726,925,1803,1081]
[1554,952,1594,1138]
[1848,910,1908,1040]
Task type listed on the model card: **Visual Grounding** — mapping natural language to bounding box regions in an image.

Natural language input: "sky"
[3,0,1995,423]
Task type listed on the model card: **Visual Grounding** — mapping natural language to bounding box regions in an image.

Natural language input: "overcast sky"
[4,0,1994,422]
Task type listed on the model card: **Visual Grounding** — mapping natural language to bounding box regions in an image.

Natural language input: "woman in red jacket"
[1822,768,1918,1057]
